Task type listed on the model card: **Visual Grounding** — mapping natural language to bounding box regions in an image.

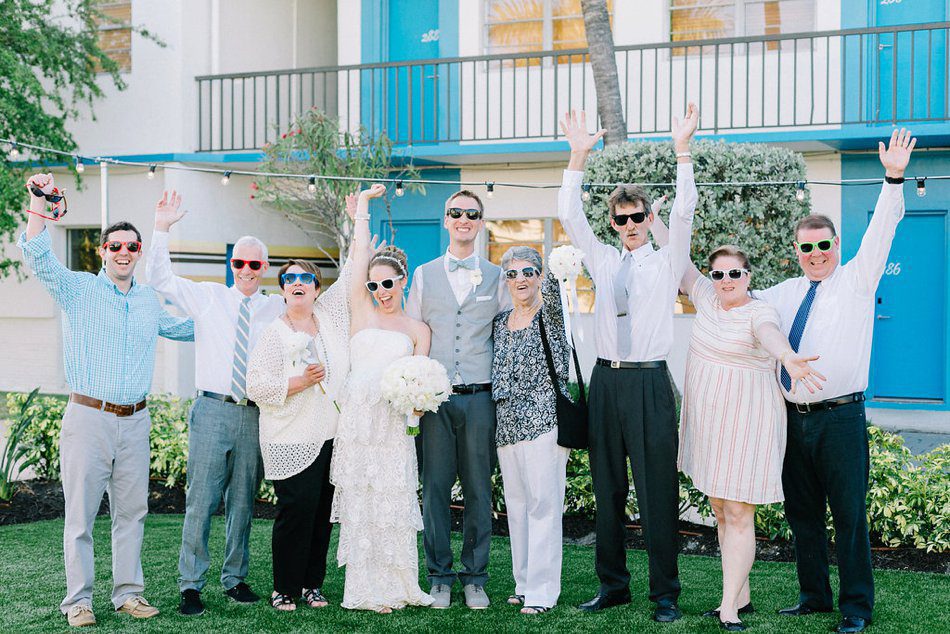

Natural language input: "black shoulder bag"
[538,314,589,449]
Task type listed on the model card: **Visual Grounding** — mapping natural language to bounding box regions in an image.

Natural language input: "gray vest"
[419,256,501,385]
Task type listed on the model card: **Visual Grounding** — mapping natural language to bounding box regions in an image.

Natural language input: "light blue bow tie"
[449,256,477,272]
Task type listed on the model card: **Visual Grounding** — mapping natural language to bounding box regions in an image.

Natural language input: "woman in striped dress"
[678,245,825,631]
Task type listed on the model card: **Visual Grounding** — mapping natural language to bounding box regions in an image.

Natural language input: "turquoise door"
[869,211,947,402]
[387,0,441,143]
[872,0,947,122]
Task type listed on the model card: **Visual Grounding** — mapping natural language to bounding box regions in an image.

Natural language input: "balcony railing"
[196,22,950,152]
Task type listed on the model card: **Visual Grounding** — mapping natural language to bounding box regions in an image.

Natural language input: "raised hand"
[879,128,916,178]
[154,190,186,231]
[344,192,359,220]
[671,102,700,150]
[784,353,827,395]
[560,110,606,155]
[651,194,669,216]
[359,183,387,200]
[26,172,54,198]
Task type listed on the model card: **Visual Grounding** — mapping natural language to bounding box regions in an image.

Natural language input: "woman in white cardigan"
[247,256,351,612]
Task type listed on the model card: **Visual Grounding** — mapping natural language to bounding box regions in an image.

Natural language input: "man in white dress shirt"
[557,107,699,622]
[755,129,916,634]
[146,192,285,616]
[406,190,508,609]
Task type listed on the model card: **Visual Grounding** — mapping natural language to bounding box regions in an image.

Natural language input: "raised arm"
[348,184,387,327]
[667,103,700,286]
[846,128,914,295]
[147,191,213,317]
[556,110,617,264]
[157,309,195,342]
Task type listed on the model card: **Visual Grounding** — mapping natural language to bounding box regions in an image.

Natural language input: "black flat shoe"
[577,592,631,612]
[225,582,261,604]
[777,602,832,616]
[719,618,746,631]
[652,602,682,623]
[179,589,204,616]
[703,603,755,618]
[835,616,870,633]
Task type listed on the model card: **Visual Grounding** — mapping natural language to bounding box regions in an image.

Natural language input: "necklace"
[285,312,316,333]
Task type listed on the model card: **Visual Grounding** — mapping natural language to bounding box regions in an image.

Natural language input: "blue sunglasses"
[281,272,318,286]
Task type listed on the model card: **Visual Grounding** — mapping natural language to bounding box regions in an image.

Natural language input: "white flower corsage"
[285,331,312,368]
[469,268,483,293]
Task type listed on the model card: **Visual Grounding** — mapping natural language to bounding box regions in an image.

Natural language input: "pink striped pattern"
[677,278,786,505]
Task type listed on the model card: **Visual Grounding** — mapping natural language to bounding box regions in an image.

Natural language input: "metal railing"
[196,22,950,152]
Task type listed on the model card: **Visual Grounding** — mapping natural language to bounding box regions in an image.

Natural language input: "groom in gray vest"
[407,190,508,609]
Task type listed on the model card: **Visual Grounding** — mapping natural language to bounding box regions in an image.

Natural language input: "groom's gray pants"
[421,390,496,587]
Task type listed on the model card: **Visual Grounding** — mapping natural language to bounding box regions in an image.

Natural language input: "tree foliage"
[583,139,810,288]
[253,109,420,267]
[0,0,159,276]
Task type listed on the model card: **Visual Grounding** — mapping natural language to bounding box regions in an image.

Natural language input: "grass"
[0,516,946,633]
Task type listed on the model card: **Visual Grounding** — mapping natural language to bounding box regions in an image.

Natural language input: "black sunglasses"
[281,272,318,286]
[612,211,649,226]
[504,267,539,280]
[29,185,66,203]
[709,268,749,281]
[365,275,404,292]
[230,258,264,271]
[796,239,835,254]
[446,207,483,221]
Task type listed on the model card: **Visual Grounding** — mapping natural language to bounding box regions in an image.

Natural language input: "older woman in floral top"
[491,246,571,615]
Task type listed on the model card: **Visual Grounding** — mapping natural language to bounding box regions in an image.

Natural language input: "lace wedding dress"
[330,328,434,611]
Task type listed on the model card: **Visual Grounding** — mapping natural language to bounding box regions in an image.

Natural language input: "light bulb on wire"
[147,165,156,180]
[9,142,20,159]
[395,180,404,197]
[486,182,494,198]
[74,156,85,173]
[917,177,926,197]
[581,183,592,202]
[221,171,232,186]
[795,181,806,202]
[308,176,317,193]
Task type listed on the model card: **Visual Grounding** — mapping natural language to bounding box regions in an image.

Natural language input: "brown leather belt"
[70,393,147,417]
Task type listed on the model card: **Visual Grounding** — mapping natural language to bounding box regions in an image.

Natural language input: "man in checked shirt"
[18,172,194,628]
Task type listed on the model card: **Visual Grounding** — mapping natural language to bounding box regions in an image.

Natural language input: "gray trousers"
[421,391,496,587]
[59,402,151,613]
[178,396,263,592]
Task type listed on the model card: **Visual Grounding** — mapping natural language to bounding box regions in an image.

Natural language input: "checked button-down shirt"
[18,228,194,405]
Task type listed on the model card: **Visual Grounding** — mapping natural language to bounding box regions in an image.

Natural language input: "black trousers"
[271,440,334,597]
[588,363,681,603]
[783,401,874,620]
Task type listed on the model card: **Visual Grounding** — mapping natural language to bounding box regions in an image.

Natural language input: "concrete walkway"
[867,407,950,455]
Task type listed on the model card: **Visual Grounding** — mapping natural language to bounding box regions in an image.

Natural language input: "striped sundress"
[678,276,786,505]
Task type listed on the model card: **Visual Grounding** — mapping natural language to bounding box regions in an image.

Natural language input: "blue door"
[872,0,947,123]
[387,0,441,143]
[869,211,947,402]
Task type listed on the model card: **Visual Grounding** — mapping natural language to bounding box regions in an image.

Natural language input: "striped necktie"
[614,252,633,359]
[230,296,252,401]
[781,280,820,391]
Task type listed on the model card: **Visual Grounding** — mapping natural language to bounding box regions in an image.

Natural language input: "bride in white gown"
[330,183,434,612]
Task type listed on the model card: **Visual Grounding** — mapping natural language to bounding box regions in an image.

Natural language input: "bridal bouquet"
[548,244,585,281]
[380,355,451,436]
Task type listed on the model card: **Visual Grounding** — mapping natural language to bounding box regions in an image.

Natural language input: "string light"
[8,142,19,159]
[308,175,317,193]
[395,180,404,196]
[147,164,157,180]
[795,181,806,201]
[486,181,494,198]
[581,183,591,202]
[221,170,232,186]
[74,156,84,173]
[917,177,926,197]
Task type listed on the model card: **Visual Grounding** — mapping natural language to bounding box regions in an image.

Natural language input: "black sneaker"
[179,589,205,616]
[225,582,260,604]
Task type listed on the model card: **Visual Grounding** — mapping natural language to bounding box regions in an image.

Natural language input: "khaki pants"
[59,401,151,613]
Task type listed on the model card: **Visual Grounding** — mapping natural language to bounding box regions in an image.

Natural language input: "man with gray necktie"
[557,106,699,621]
[147,191,285,616]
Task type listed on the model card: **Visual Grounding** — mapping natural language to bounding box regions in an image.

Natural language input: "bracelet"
[884,175,905,184]
[675,151,692,158]
[354,215,370,221]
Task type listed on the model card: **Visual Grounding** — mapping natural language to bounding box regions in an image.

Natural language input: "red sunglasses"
[103,241,142,253]
[231,258,265,271]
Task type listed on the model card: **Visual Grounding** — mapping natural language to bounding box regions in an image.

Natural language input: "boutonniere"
[469,268,483,293]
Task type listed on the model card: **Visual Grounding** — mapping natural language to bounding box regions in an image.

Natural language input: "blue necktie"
[448,255,477,271]
[230,296,252,400]
[781,280,820,391]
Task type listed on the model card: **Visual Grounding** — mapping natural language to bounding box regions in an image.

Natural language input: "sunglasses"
[103,240,142,253]
[612,211,649,226]
[29,185,66,203]
[504,267,540,280]
[365,275,404,292]
[709,268,749,281]
[446,207,483,221]
[281,272,318,286]
[230,258,264,271]
[796,239,835,254]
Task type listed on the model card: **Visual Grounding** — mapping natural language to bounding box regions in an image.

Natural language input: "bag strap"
[539,313,587,406]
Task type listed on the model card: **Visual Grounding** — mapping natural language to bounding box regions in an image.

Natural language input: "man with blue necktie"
[407,190,508,610]
[755,128,916,634]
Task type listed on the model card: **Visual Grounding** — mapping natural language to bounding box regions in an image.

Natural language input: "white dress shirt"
[557,164,698,362]
[146,230,285,394]
[755,183,905,404]
[406,251,509,320]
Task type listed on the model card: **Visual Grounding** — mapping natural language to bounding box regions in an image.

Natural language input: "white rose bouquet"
[548,244,585,281]
[380,355,452,435]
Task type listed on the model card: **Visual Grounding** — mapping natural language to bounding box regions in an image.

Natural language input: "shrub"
[583,139,810,288]
[0,389,41,501]
[5,391,65,480]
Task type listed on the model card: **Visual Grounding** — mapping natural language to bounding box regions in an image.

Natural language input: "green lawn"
[0,516,946,633]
